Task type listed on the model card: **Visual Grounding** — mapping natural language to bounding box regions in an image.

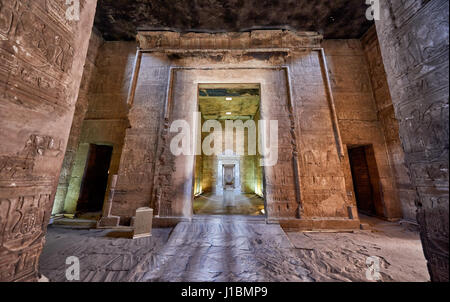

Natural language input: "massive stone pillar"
[52,29,103,215]
[375,0,449,281]
[0,0,97,281]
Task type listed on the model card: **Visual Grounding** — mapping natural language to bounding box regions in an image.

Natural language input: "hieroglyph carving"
[0,134,63,180]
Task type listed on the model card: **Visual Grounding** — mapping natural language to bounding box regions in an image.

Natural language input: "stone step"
[360,223,372,230]
[51,218,97,229]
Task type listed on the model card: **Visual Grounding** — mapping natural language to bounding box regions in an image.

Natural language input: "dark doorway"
[77,144,113,213]
[348,145,384,217]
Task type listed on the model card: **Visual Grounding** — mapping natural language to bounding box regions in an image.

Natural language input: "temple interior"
[0,0,448,282]
[193,84,265,216]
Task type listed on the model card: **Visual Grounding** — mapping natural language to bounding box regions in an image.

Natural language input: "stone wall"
[375,0,449,282]
[58,41,136,215]
[361,26,417,222]
[323,39,403,220]
[110,52,171,222]
[51,36,136,215]
[0,0,97,281]
[287,49,351,221]
[105,30,360,230]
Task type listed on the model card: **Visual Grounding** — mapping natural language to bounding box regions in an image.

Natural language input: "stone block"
[97,216,120,228]
[348,206,359,220]
[133,207,154,239]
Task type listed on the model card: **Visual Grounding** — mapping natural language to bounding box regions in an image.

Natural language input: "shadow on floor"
[105,230,134,239]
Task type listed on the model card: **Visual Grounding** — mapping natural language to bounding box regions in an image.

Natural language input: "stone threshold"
[273,218,361,232]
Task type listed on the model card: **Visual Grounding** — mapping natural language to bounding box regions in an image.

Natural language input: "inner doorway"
[348,145,385,217]
[76,144,113,214]
[193,84,265,216]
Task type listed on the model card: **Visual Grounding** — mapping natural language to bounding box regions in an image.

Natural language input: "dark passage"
[348,145,384,218]
[77,144,113,213]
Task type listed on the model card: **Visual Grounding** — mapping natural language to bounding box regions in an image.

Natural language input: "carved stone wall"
[375,0,449,281]
[323,39,403,220]
[53,40,136,215]
[287,50,352,222]
[153,68,298,219]
[106,30,360,230]
[0,0,97,281]
[360,26,417,222]
[110,52,171,223]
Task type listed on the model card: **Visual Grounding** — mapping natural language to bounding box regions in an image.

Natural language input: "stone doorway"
[151,67,303,221]
[348,145,385,218]
[193,84,265,216]
[216,150,241,194]
[76,144,113,214]
[223,164,236,189]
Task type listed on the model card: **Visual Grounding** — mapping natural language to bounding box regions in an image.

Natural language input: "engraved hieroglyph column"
[0,0,98,281]
[375,0,449,281]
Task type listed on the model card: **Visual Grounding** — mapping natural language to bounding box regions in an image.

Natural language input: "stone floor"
[39,226,172,282]
[193,193,265,216]
[128,215,312,282]
[39,215,430,282]
[286,216,430,282]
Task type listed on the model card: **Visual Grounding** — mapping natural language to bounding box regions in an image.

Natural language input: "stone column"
[0,0,97,281]
[375,0,449,281]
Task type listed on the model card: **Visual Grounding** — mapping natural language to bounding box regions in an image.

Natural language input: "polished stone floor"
[39,215,429,282]
[193,193,265,216]
[129,216,312,282]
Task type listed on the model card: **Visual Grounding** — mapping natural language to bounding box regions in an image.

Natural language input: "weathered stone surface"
[287,216,429,282]
[125,215,428,282]
[100,31,360,230]
[324,38,403,220]
[133,207,153,239]
[1,0,447,284]
[375,0,449,282]
[38,215,429,282]
[128,216,312,282]
[138,30,322,50]
[53,39,137,216]
[39,226,172,282]
[361,26,417,222]
[52,28,104,215]
[94,0,373,41]
[0,0,97,282]
[91,31,357,227]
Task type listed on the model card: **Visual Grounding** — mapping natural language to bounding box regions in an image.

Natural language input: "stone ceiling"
[198,84,260,120]
[94,0,374,41]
